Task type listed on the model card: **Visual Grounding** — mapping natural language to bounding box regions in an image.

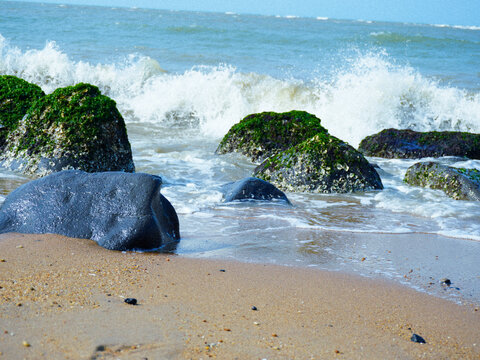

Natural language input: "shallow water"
[1,1,480,304]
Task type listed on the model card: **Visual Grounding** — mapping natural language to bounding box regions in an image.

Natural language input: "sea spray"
[1,37,479,146]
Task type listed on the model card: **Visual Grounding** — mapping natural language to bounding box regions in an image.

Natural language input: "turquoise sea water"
[1,1,480,303]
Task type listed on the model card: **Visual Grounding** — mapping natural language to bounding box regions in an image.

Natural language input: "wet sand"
[0,233,479,359]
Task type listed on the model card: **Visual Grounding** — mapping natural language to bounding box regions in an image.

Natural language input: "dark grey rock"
[124,298,137,305]
[404,162,480,201]
[358,128,480,159]
[410,334,426,344]
[0,170,180,251]
[221,177,291,204]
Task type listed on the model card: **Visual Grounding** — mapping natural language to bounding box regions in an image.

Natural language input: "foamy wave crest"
[433,24,480,31]
[1,37,479,146]
[312,51,480,145]
[0,36,165,94]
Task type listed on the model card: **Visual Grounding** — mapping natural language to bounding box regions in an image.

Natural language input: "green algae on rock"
[1,83,135,176]
[0,76,45,146]
[358,128,480,159]
[254,133,383,193]
[404,162,480,201]
[216,110,328,163]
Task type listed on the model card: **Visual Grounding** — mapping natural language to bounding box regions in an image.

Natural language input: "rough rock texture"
[221,177,291,204]
[0,170,180,251]
[216,111,328,163]
[254,133,383,193]
[0,75,45,147]
[358,128,480,159]
[404,162,480,201]
[1,83,135,176]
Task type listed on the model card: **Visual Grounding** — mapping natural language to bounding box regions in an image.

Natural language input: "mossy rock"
[254,133,383,193]
[1,83,135,176]
[404,162,480,201]
[358,128,480,159]
[0,75,45,147]
[216,110,328,163]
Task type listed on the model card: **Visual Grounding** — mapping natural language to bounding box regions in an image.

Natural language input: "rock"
[358,128,480,159]
[404,162,480,201]
[410,334,426,344]
[1,83,135,176]
[221,177,291,203]
[0,75,45,131]
[440,278,452,286]
[0,75,45,147]
[124,298,137,305]
[254,133,383,193]
[216,111,328,163]
[0,170,180,251]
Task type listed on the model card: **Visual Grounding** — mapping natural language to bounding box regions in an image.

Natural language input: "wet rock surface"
[0,170,180,251]
[216,110,328,163]
[358,128,480,159]
[254,133,383,193]
[221,177,290,203]
[1,82,134,176]
[404,162,480,201]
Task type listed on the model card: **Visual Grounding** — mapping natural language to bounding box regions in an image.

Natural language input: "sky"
[13,0,480,26]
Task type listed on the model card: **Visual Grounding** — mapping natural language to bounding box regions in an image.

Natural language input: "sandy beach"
[0,233,478,359]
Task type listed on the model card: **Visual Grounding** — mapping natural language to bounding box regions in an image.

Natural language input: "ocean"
[1,1,480,303]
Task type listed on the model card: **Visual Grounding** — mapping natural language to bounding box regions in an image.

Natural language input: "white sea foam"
[433,24,480,31]
[1,37,479,147]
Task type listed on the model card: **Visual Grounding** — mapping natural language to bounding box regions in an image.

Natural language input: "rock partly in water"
[221,177,291,204]
[358,128,480,159]
[1,83,135,176]
[0,75,45,147]
[216,111,328,163]
[254,133,383,193]
[404,162,480,201]
[0,170,180,251]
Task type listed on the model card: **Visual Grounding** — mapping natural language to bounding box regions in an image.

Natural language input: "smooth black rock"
[0,170,180,251]
[411,334,426,344]
[221,177,291,204]
[251,306,258,311]
[124,298,137,305]
[440,278,452,286]
[358,128,480,159]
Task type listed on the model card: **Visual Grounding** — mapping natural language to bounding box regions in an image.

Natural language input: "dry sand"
[0,233,479,359]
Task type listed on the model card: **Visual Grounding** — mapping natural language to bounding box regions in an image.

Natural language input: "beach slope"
[0,233,479,359]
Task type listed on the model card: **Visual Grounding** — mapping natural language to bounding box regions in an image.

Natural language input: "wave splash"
[1,35,479,146]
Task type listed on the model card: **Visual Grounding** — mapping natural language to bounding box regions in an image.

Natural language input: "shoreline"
[1,233,479,359]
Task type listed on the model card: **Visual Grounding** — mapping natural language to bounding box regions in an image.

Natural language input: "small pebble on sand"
[124,298,137,305]
[411,333,426,344]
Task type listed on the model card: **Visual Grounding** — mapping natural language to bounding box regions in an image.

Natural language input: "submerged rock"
[358,128,480,159]
[221,177,291,203]
[1,83,135,176]
[254,133,383,193]
[0,170,180,251]
[404,162,480,201]
[0,75,45,147]
[216,111,328,163]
